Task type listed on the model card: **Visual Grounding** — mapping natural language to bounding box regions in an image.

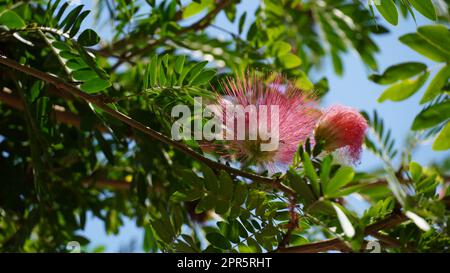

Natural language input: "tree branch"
[0,87,108,132]
[277,212,408,253]
[108,0,236,68]
[0,54,294,196]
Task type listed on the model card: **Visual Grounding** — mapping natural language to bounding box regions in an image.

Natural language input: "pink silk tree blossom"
[314,105,368,164]
[202,73,321,170]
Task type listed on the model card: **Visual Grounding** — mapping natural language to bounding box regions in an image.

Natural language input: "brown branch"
[0,54,295,197]
[368,232,402,249]
[277,212,408,253]
[0,87,107,132]
[278,196,299,249]
[83,178,131,190]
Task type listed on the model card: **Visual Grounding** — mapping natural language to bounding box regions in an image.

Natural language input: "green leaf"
[331,50,343,76]
[287,170,316,206]
[206,232,231,249]
[59,50,79,60]
[195,195,216,213]
[369,62,427,85]
[182,0,213,19]
[152,219,175,243]
[408,0,437,20]
[48,0,62,19]
[171,190,203,202]
[302,151,320,196]
[73,43,109,80]
[417,25,450,56]
[78,29,100,47]
[420,65,450,103]
[295,71,314,91]
[149,55,158,86]
[0,10,26,29]
[376,0,398,25]
[238,12,246,34]
[279,53,302,69]
[60,5,84,32]
[232,183,247,206]
[52,41,72,51]
[405,211,431,231]
[187,61,208,84]
[55,2,69,23]
[66,58,88,70]
[260,224,278,237]
[400,33,450,62]
[202,164,219,193]
[246,190,264,211]
[69,10,90,37]
[247,22,257,41]
[327,183,368,198]
[378,71,429,102]
[215,198,230,214]
[325,166,355,195]
[272,41,292,57]
[246,237,262,253]
[190,69,216,85]
[29,81,42,103]
[94,131,114,164]
[332,203,355,238]
[224,3,236,22]
[218,170,234,201]
[320,156,333,190]
[409,161,423,182]
[174,55,185,74]
[71,68,97,81]
[80,78,111,93]
[433,122,450,151]
[177,169,203,190]
[218,221,240,244]
[412,100,450,130]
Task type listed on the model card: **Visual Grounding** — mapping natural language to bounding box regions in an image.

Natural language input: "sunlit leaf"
[433,122,450,151]
[80,78,111,93]
[0,10,26,29]
[378,72,429,102]
[420,65,450,103]
[369,62,427,85]
[332,203,355,238]
[376,0,398,25]
[412,100,450,130]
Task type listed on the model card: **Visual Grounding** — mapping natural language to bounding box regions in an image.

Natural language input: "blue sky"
[77,0,450,252]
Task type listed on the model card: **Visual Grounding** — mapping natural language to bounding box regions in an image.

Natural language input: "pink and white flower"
[202,73,321,170]
[314,105,368,163]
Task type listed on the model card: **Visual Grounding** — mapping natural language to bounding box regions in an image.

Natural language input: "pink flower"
[314,105,368,163]
[202,73,321,170]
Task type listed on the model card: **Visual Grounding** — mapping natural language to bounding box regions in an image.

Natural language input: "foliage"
[0,0,449,253]
[369,24,450,151]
